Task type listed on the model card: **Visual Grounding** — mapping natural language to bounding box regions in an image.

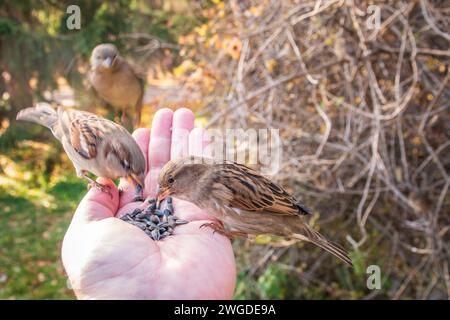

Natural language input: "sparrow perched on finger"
[157,156,352,267]
[16,103,146,200]
[89,43,144,129]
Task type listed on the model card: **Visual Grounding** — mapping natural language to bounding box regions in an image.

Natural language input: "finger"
[119,128,150,208]
[171,108,195,160]
[189,127,213,157]
[145,108,173,197]
[72,178,119,226]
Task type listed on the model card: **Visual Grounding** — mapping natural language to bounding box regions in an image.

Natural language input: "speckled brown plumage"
[17,103,146,199]
[89,43,144,128]
[157,156,352,267]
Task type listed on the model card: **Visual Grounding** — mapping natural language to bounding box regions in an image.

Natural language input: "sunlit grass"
[0,141,85,299]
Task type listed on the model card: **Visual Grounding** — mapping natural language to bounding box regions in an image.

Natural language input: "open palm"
[62,108,236,299]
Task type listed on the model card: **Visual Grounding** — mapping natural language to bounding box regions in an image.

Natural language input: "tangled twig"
[176,0,450,299]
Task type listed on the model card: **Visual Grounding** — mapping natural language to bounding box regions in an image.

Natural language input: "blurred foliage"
[170,0,450,300]
[0,0,200,119]
[0,140,85,299]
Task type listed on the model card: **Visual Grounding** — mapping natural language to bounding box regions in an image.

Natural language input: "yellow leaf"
[254,234,272,244]
[195,24,208,37]
[319,123,327,134]
[336,96,344,106]
[411,136,421,145]
[264,59,277,73]
[226,37,242,60]
[29,77,38,90]
[426,93,434,101]
[173,59,195,77]
[248,6,263,16]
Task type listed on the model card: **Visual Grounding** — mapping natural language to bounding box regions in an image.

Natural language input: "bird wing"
[66,109,117,160]
[215,162,311,216]
[87,71,115,109]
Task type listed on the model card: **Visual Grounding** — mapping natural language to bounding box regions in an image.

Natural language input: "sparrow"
[88,43,144,129]
[16,103,146,200]
[157,156,352,266]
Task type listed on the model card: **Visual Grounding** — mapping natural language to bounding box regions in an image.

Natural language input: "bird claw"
[133,195,144,202]
[88,181,113,198]
[199,222,245,240]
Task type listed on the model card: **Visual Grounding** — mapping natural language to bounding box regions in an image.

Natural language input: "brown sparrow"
[89,43,144,128]
[157,156,352,266]
[16,103,146,200]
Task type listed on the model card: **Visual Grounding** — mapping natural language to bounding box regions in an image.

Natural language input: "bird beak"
[130,173,144,188]
[129,174,144,197]
[156,187,171,206]
[103,57,113,68]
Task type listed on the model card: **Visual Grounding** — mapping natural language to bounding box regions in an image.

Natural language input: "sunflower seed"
[175,219,188,225]
[130,221,146,229]
[136,212,148,220]
[131,208,142,217]
[120,214,131,221]
[151,229,160,240]
[146,221,156,228]
[155,210,165,217]
[120,195,187,241]
[149,202,157,212]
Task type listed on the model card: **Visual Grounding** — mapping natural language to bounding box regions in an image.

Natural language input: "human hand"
[62,108,236,299]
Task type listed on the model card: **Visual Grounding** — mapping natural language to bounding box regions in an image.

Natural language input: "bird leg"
[81,172,112,198]
[199,222,247,240]
[132,183,144,202]
[120,110,134,132]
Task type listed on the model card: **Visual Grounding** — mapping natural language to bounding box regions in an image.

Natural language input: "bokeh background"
[0,0,449,299]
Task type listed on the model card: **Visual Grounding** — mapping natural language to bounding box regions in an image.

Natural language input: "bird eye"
[167,177,174,184]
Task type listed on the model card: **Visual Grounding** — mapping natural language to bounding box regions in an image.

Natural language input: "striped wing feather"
[216,163,308,216]
[68,110,115,159]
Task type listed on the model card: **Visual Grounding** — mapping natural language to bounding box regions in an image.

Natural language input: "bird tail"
[292,224,353,267]
[16,103,58,129]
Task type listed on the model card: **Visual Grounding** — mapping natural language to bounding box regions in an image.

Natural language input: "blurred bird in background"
[89,43,145,130]
[16,103,146,200]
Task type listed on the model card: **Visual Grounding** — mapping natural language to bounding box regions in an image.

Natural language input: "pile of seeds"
[120,197,188,240]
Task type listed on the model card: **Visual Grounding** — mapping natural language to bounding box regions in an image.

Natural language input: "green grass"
[0,141,85,299]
